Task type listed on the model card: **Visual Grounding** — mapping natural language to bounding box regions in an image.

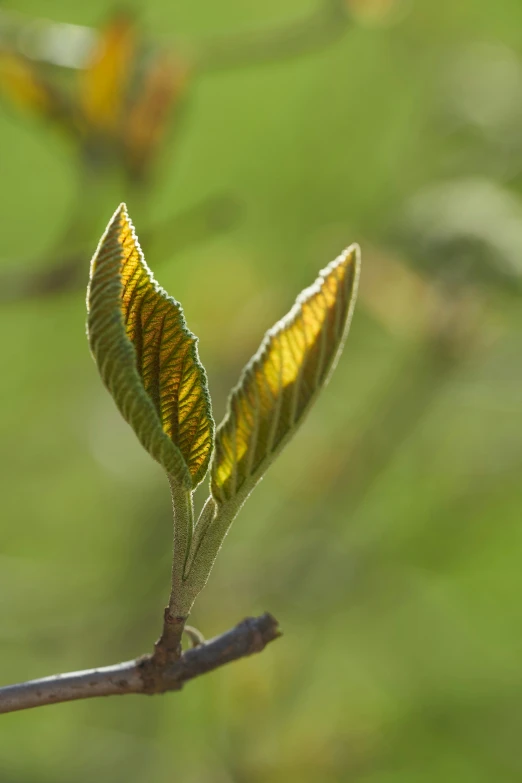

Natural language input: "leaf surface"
[88,203,213,487]
[211,245,360,505]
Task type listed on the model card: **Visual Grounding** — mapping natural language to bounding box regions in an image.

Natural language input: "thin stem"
[149,479,194,665]
[0,613,281,715]
[185,495,217,576]
[168,479,194,614]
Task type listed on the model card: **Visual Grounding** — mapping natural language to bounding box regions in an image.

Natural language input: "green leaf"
[211,244,360,506]
[87,203,214,488]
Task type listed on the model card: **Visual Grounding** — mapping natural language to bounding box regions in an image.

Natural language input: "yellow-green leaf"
[87,203,214,488]
[211,245,360,505]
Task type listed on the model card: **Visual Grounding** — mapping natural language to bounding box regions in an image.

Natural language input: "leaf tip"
[340,240,361,307]
[335,241,361,281]
[112,201,130,227]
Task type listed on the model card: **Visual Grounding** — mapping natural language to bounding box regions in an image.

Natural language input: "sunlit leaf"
[87,203,214,488]
[80,14,135,134]
[211,245,360,506]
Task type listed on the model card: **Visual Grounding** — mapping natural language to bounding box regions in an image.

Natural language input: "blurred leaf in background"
[0,11,188,180]
[0,1,352,301]
[1,1,522,782]
[0,9,202,302]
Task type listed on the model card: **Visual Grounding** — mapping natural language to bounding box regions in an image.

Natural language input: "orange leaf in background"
[125,52,190,180]
[79,13,136,135]
[0,12,189,180]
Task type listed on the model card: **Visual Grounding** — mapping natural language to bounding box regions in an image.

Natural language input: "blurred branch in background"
[0,2,352,74]
[196,0,350,72]
[0,2,353,303]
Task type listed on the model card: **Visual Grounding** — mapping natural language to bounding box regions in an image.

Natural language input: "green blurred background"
[1,0,522,780]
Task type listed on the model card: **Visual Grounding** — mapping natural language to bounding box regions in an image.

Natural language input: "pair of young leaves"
[88,205,360,613]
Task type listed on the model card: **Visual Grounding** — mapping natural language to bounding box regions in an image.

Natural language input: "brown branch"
[0,613,281,715]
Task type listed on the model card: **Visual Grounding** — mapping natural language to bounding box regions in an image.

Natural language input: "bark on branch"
[0,612,281,715]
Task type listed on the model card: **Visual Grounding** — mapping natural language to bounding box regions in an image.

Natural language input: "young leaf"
[211,245,360,506]
[87,203,214,488]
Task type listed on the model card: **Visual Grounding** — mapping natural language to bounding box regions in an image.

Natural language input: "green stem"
[152,480,194,664]
[183,496,246,611]
[168,478,194,617]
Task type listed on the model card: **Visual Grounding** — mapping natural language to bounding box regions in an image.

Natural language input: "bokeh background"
[1,0,522,780]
